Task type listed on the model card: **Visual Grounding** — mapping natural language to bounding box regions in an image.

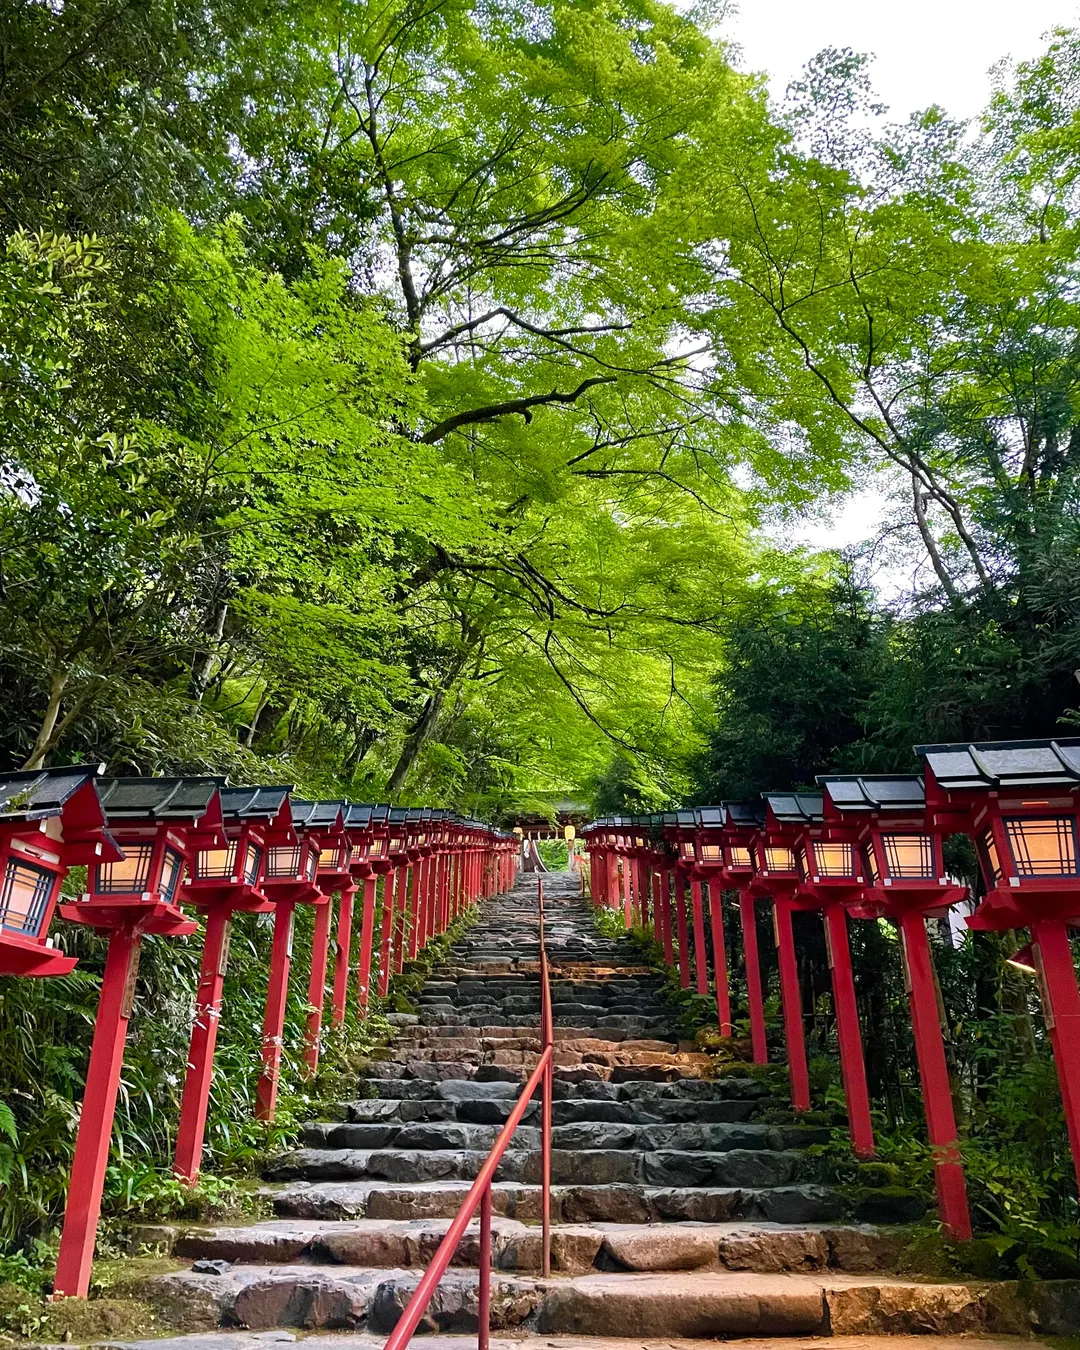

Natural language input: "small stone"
[191,1260,231,1276]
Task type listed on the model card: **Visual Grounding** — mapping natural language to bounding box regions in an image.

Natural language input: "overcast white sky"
[717,0,1079,587]
[724,0,1077,123]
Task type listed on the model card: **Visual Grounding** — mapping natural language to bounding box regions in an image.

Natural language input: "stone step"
[140,1265,1033,1337]
[92,1333,1070,1350]
[355,1076,770,1103]
[300,1121,824,1154]
[171,1217,904,1275]
[267,1180,846,1225]
[332,1095,761,1126]
[265,1146,808,1188]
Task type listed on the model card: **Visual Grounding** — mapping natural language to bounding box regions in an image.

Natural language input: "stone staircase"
[137,871,1059,1347]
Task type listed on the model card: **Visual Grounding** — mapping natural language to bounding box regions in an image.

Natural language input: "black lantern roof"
[725,801,765,829]
[389,808,408,824]
[290,799,346,830]
[764,792,824,824]
[696,806,724,829]
[916,738,1080,789]
[344,804,374,829]
[97,776,224,821]
[0,765,106,823]
[218,785,292,821]
[675,810,696,827]
[818,775,926,811]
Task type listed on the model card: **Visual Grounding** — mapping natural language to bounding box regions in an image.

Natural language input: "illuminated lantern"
[917,737,1080,1208]
[290,800,348,1076]
[822,771,972,1239]
[0,765,118,977]
[55,777,220,1298]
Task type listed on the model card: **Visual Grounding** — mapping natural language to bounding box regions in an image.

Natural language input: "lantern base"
[60,899,197,937]
[0,931,78,977]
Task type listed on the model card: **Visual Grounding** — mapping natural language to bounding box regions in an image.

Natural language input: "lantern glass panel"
[243,844,263,886]
[814,842,856,878]
[700,843,722,861]
[880,832,935,879]
[0,858,55,937]
[1003,815,1080,877]
[96,844,154,893]
[728,845,753,868]
[680,842,695,859]
[981,830,1002,883]
[766,845,796,873]
[196,842,239,880]
[266,846,301,878]
[370,839,386,858]
[863,843,879,884]
[159,847,184,905]
[305,846,319,879]
[350,842,368,863]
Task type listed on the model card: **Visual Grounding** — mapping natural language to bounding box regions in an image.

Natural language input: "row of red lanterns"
[583,736,1080,1244]
[0,768,517,1299]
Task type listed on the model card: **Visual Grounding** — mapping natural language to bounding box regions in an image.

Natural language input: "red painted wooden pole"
[707,880,733,1036]
[302,897,333,1077]
[255,899,296,1122]
[174,909,231,1182]
[330,882,356,1026]
[898,910,972,1239]
[409,859,425,959]
[674,872,691,989]
[393,866,411,974]
[356,877,378,1012]
[690,877,709,996]
[54,926,143,1297]
[620,857,632,928]
[378,869,397,997]
[825,902,875,1159]
[740,891,769,1065]
[652,870,663,945]
[660,868,674,965]
[773,898,811,1112]
[1031,917,1080,1198]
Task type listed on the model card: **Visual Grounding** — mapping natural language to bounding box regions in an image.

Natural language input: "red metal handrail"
[382,878,554,1350]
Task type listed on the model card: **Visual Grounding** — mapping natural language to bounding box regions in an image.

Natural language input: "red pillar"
[302,897,333,1077]
[707,880,732,1036]
[393,867,411,973]
[740,891,768,1065]
[356,877,378,1012]
[54,926,143,1298]
[378,870,397,997]
[174,908,231,1182]
[898,910,972,1239]
[652,870,663,946]
[1031,918,1080,1199]
[255,899,296,1122]
[620,857,632,928]
[674,872,691,989]
[410,858,426,959]
[773,898,811,1112]
[660,868,674,965]
[690,878,708,996]
[825,902,875,1159]
[330,882,356,1026]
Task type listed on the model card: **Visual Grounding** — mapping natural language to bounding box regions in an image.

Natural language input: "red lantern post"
[695,804,766,1059]
[291,800,348,1076]
[0,766,119,978]
[54,777,221,1298]
[174,786,282,1182]
[824,771,973,1239]
[347,804,390,1013]
[917,738,1080,1209]
[251,788,324,1122]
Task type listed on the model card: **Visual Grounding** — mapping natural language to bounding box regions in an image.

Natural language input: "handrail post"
[478,1183,492,1350]
[538,877,552,1277]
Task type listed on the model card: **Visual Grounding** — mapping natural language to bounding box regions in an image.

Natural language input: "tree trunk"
[191,600,228,703]
[22,668,70,770]
[386,689,446,794]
